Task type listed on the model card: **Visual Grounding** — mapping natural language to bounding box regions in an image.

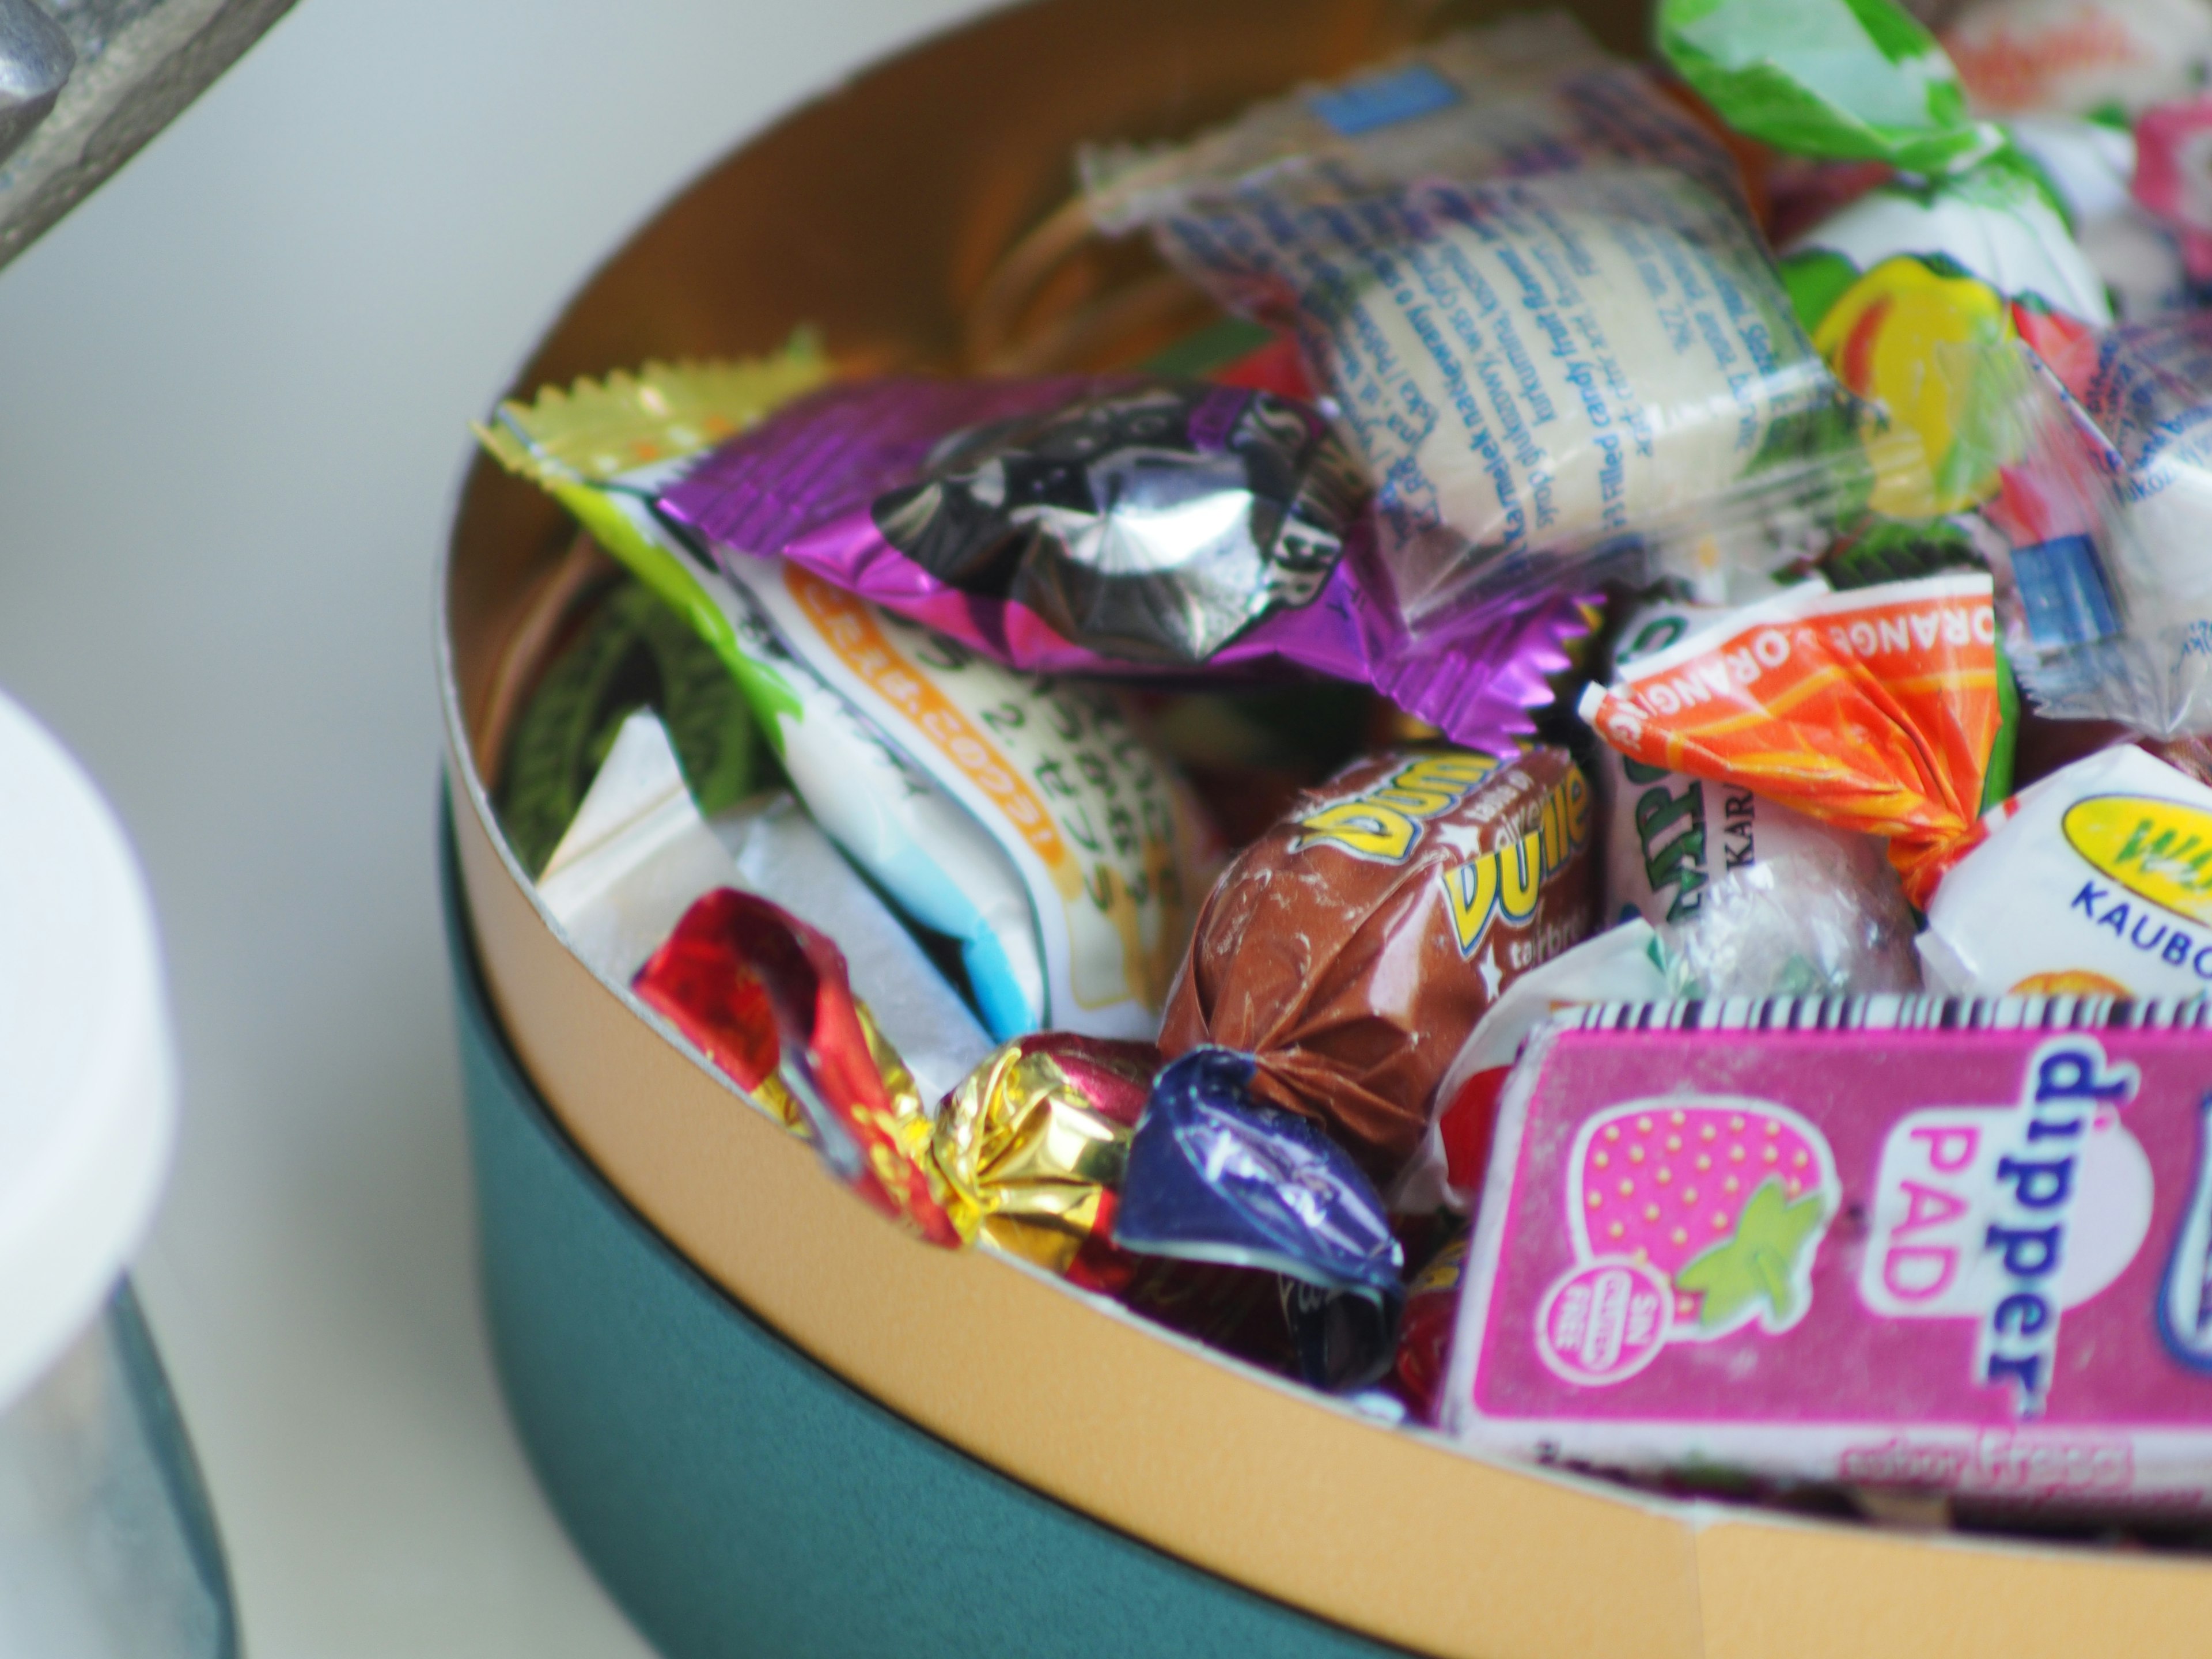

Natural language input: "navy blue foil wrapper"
[1114,1048,1404,1389]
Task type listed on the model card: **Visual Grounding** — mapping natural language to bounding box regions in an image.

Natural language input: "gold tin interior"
[440,2,2212,1653]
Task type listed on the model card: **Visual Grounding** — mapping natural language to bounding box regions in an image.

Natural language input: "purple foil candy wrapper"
[657,376,1593,751]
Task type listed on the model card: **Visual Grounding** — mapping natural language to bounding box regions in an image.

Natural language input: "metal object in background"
[0,690,230,1657]
[0,0,296,271]
[0,0,74,169]
[0,1287,238,1659]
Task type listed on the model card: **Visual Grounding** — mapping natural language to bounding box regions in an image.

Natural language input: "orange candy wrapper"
[1577,574,2001,908]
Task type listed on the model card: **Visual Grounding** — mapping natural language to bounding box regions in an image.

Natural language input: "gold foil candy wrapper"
[928,1033,1160,1273]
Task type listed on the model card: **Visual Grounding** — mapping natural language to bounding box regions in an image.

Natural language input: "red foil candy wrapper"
[1393,1234,1469,1424]
[634,887,959,1244]
[1159,747,1597,1187]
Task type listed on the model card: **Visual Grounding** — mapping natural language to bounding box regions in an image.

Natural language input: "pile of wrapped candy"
[477,0,2212,1527]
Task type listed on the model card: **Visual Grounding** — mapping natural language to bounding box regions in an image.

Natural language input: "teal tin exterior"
[445,827,1409,1658]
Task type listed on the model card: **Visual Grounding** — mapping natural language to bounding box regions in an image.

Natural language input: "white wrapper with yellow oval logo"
[1921,743,2212,999]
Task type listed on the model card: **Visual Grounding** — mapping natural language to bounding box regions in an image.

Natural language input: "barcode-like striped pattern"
[1570,997,2212,1035]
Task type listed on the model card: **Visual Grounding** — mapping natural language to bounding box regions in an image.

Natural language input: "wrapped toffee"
[1158,747,1596,1185]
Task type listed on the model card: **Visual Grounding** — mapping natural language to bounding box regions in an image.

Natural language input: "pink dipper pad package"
[1446,997,2212,1510]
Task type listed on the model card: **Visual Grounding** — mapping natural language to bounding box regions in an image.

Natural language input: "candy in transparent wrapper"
[1159,162,1861,599]
[1597,596,1924,999]
[1661,0,2112,520]
[1942,0,2212,120]
[1656,844,1926,997]
[1080,13,1737,236]
[1992,316,2212,738]
[1090,12,1885,618]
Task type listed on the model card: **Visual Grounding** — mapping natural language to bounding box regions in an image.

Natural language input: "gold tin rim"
[438,1,2212,1652]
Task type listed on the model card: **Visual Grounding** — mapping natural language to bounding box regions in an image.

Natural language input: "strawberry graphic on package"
[1537,1098,1839,1387]
[1448,997,2212,1509]
[1558,1100,1838,1365]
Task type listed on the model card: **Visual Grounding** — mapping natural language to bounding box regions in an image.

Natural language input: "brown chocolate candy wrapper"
[1158,747,1596,1186]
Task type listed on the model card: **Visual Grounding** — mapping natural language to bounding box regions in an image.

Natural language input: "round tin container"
[439,2,2212,1653]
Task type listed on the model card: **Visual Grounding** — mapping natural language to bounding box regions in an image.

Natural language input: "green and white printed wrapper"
[478,351,1216,1043]
[1660,0,2006,177]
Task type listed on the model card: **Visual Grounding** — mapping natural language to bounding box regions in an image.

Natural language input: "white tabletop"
[0,1,983,1652]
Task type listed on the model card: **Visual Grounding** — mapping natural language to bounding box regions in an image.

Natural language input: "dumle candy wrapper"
[1160,747,1597,1187]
